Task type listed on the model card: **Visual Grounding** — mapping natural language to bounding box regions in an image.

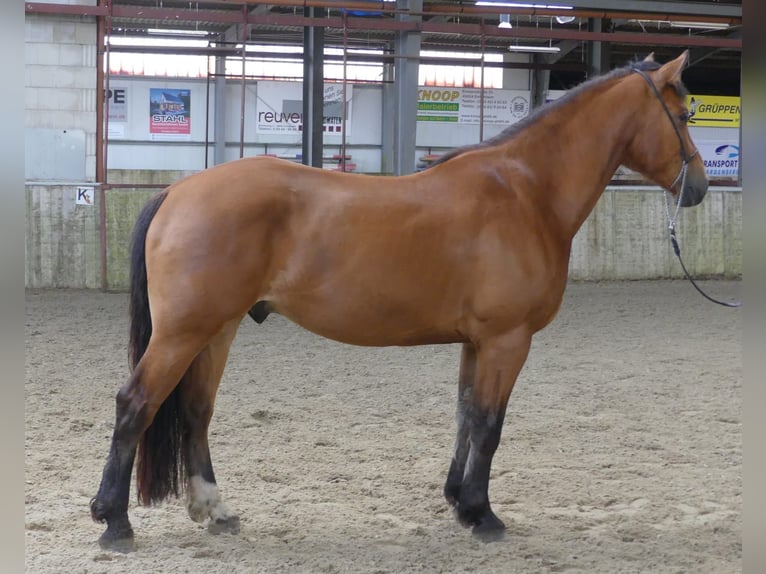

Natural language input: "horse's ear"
[643,52,655,62]
[656,50,689,85]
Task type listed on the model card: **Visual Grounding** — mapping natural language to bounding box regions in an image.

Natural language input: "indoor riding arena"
[25,1,742,573]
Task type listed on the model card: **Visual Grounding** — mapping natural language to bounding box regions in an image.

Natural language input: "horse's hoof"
[208,515,240,535]
[98,528,136,553]
[471,516,506,543]
[454,504,506,540]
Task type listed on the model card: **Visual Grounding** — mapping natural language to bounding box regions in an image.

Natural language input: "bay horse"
[91,51,708,551]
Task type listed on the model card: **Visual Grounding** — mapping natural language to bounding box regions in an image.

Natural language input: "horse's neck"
[509,76,639,241]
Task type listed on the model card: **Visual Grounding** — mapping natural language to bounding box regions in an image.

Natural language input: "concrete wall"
[569,187,742,280]
[25,184,101,288]
[25,13,97,181]
[25,179,742,290]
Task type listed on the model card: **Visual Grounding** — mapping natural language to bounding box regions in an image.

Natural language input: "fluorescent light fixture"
[498,14,512,29]
[108,36,210,48]
[555,15,576,24]
[669,21,730,30]
[477,2,572,9]
[508,44,560,53]
[147,28,209,37]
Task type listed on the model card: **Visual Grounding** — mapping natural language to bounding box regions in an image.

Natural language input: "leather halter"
[632,67,741,309]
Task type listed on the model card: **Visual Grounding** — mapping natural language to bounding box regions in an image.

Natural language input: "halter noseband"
[631,67,741,309]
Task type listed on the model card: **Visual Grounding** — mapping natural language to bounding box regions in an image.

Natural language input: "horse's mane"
[428,59,686,167]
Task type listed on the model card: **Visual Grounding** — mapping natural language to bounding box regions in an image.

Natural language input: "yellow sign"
[686,94,740,128]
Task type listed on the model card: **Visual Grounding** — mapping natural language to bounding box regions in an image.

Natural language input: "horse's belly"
[268,289,465,347]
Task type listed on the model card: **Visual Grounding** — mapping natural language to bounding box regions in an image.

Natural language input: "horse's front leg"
[453,328,532,541]
[444,343,477,506]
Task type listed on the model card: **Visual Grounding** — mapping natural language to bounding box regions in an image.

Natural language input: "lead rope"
[665,187,741,308]
[633,68,742,309]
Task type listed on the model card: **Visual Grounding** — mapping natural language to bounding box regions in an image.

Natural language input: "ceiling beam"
[545,39,581,63]
[24,3,743,50]
[688,27,741,66]
[492,1,742,19]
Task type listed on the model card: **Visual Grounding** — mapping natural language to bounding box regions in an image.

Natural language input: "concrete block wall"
[25,14,97,180]
[569,188,742,280]
[25,185,101,288]
[104,189,159,289]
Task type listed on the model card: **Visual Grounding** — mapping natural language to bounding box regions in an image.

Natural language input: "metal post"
[205,58,211,168]
[341,13,348,172]
[479,27,485,143]
[302,6,325,168]
[98,0,112,291]
[239,7,247,159]
[214,53,227,165]
[380,43,396,174]
[393,0,422,175]
[530,53,550,109]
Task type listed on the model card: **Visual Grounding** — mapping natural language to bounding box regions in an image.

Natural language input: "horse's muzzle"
[680,167,709,207]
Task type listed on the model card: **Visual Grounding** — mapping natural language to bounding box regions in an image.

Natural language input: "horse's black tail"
[127,191,188,506]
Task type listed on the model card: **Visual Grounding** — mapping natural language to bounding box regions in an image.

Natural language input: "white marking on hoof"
[186,476,232,524]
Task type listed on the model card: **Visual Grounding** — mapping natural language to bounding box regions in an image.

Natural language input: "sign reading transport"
[697,141,740,178]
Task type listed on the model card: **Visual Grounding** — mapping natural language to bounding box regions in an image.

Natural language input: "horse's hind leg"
[91,329,212,552]
[181,319,241,535]
[444,343,477,506]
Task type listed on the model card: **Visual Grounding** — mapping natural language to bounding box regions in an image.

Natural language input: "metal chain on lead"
[663,163,687,233]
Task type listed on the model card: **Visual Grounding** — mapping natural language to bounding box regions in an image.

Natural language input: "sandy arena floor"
[25,281,741,573]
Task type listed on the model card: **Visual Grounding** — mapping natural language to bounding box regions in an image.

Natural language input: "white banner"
[417,87,530,125]
[107,85,128,122]
[697,141,740,178]
[107,84,128,139]
[256,81,353,137]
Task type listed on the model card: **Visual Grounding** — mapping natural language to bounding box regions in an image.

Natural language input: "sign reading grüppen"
[686,94,740,128]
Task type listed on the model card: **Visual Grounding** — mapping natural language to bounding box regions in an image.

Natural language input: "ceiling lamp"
[669,21,730,30]
[508,44,560,53]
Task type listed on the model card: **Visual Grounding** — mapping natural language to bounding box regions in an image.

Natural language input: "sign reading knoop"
[417,87,530,125]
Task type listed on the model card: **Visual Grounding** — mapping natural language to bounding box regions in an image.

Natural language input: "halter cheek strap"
[632,67,741,309]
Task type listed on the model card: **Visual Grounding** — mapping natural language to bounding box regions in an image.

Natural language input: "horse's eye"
[679,112,689,123]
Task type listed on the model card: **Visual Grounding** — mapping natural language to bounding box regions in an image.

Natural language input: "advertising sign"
[256,82,352,136]
[149,88,191,140]
[417,87,530,125]
[686,94,740,128]
[698,141,740,178]
[107,85,128,122]
[107,85,128,139]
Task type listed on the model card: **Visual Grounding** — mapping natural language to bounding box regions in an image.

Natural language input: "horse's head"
[624,51,708,207]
